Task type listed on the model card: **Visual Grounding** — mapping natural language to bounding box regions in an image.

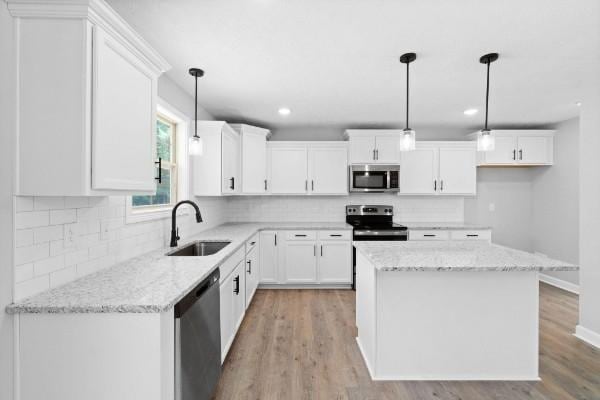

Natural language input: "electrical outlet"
[488,203,495,212]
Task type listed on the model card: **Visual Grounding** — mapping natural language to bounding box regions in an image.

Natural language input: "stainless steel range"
[346,205,408,288]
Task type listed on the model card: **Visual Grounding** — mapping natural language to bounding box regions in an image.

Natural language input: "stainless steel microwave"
[349,164,400,192]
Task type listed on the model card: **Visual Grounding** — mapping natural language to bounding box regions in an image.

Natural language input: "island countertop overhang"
[353,241,578,272]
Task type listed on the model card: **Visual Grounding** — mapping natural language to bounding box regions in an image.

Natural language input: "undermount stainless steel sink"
[167,241,231,257]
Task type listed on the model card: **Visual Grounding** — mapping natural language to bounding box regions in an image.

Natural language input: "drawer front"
[318,230,351,241]
[409,230,450,241]
[285,230,317,241]
[450,230,492,241]
[219,246,245,284]
[245,233,259,253]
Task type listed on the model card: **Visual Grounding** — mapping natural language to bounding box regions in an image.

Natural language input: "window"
[132,114,178,209]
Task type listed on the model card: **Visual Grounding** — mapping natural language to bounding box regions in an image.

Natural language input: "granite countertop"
[6,222,352,314]
[405,222,492,230]
[354,241,578,272]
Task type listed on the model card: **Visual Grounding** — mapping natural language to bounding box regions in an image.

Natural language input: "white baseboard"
[574,325,600,349]
[539,273,579,294]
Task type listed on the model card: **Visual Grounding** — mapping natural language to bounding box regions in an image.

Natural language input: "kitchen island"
[354,241,578,381]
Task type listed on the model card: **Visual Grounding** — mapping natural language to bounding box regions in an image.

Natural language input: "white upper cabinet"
[9,0,170,196]
[193,122,241,196]
[268,144,309,194]
[473,130,554,166]
[231,124,271,194]
[308,144,348,195]
[400,142,477,196]
[345,130,402,164]
[268,142,348,195]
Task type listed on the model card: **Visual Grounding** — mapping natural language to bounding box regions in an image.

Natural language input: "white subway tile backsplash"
[13,195,229,299]
[50,209,77,225]
[15,243,49,265]
[15,229,34,248]
[33,225,64,243]
[16,211,50,229]
[15,263,34,283]
[15,275,49,301]
[49,266,77,288]
[33,255,65,275]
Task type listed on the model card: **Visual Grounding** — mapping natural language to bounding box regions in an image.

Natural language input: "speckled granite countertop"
[6,222,352,314]
[405,222,492,230]
[354,241,578,272]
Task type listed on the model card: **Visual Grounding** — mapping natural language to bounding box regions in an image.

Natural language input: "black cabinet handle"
[330,234,342,237]
[519,149,523,160]
[229,177,235,190]
[264,179,267,191]
[513,149,516,160]
[434,180,437,191]
[440,180,444,191]
[295,234,307,237]
[311,180,314,191]
[155,158,162,183]
[233,275,240,295]
[250,241,256,246]
[373,149,376,160]
[424,234,436,237]
[274,234,277,246]
[320,245,323,257]
[467,234,479,237]
[247,260,251,274]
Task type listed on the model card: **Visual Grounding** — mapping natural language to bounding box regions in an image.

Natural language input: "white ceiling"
[108,0,600,130]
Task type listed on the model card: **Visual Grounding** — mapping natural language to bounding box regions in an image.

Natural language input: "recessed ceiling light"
[575,101,582,107]
[463,108,478,116]
[278,107,291,116]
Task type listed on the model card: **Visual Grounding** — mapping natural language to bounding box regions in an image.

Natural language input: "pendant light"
[188,68,205,156]
[399,53,417,151]
[477,53,499,151]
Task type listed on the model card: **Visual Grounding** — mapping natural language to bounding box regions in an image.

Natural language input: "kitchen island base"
[355,251,540,381]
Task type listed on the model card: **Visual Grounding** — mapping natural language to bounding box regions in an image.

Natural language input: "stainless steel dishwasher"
[175,268,221,400]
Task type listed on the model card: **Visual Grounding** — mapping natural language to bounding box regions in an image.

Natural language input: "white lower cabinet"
[318,240,352,283]
[220,260,245,362]
[259,230,352,286]
[245,244,260,307]
[409,229,492,242]
[283,241,318,283]
[259,231,279,284]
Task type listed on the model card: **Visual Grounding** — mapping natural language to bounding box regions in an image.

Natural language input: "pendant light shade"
[399,53,417,152]
[189,68,205,156]
[477,53,498,152]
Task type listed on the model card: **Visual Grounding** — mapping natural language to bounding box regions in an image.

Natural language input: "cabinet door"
[349,136,376,163]
[219,274,234,362]
[400,148,438,194]
[245,246,259,307]
[375,135,401,163]
[232,263,246,332]
[242,130,268,194]
[283,241,318,283]
[92,27,156,192]
[482,135,517,165]
[517,136,550,164]
[259,231,279,283]
[318,241,352,283]
[308,146,348,195]
[269,146,308,194]
[222,128,240,194]
[438,148,477,195]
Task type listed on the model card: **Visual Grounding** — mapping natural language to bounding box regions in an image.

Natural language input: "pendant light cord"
[194,74,198,138]
[406,60,410,130]
[484,59,490,131]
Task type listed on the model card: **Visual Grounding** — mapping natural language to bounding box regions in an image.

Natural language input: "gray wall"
[464,169,534,252]
[270,126,473,141]
[531,118,579,284]
[0,2,15,399]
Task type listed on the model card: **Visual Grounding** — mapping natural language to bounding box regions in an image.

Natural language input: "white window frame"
[125,97,191,224]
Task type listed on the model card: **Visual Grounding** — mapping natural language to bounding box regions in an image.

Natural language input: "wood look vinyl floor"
[213,283,600,400]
